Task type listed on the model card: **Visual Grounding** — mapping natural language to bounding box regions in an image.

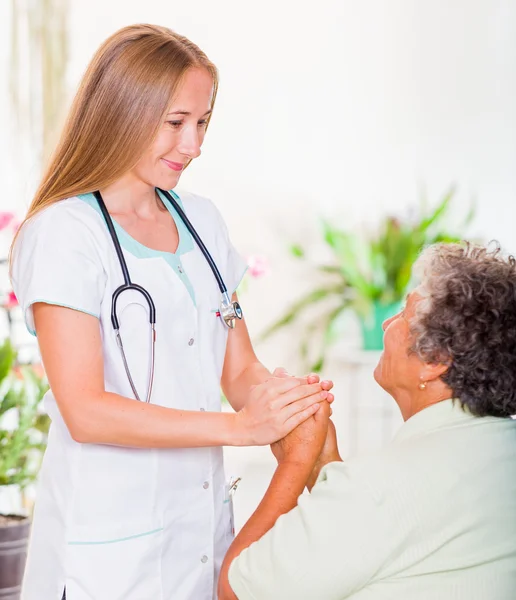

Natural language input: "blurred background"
[1,0,516,529]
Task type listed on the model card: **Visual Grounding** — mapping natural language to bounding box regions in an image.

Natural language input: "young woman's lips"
[162,158,184,172]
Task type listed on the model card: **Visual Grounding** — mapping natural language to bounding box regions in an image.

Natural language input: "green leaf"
[0,353,50,489]
[259,284,346,341]
[323,302,351,345]
[0,339,16,384]
[309,357,324,373]
[299,321,320,362]
[290,244,305,258]
[322,223,378,300]
[317,265,344,276]
[298,300,352,373]
[464,202,476,226]
[0,386,23,415]
[416,187,454,235]
[33,414,51,435]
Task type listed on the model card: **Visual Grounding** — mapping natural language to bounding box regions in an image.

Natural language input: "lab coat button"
[188,338,194,346]
[201,555,208,563]
[203,481,209,489]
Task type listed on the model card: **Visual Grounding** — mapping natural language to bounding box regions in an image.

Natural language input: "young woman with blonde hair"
[10,24,333,600]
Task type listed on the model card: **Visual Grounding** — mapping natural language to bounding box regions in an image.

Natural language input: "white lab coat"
[11,189,247,600]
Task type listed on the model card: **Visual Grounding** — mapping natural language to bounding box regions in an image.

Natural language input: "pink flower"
[0,212,15,231]
[247,255,269,278]
[4,291,18,309]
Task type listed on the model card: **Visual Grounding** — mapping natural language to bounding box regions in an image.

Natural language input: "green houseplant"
[0,338,49,599]
[261,189,473,369]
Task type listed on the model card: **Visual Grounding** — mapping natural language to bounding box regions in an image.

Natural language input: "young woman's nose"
[177,126,202,159]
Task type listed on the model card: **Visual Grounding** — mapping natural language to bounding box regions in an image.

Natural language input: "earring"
[418,381,427,391]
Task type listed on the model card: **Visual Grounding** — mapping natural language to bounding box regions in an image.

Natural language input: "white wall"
[1,0,516,371]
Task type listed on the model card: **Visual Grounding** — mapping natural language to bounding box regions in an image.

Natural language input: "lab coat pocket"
[65,520,163,600]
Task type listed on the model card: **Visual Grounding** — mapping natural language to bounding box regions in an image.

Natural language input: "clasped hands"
[235,366,338,483]
[270,368,339,488]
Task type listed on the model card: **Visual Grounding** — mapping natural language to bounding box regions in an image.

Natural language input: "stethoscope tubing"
[93,188,240,404]
[157,188,228,296]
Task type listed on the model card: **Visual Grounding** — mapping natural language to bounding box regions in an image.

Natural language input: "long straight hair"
[10,23,218,267]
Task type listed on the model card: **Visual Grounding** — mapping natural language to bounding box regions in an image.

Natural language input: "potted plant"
[0,338,49,599]
[261,189,473,369]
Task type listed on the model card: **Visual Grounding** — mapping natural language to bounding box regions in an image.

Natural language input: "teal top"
[79,189,196,304]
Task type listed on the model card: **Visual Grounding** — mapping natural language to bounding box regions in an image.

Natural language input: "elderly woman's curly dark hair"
[410,242,516,418]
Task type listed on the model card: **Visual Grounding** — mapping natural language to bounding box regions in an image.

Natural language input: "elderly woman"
[218,243,516,600]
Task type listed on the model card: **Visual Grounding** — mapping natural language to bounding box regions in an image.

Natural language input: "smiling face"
[373,291,450,419]
[129,67,214,190]
[374,292,424,396]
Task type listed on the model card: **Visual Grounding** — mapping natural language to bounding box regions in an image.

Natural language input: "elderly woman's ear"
[418,361,450,390]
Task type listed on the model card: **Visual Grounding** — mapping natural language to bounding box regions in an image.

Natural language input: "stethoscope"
[93,188,243,404]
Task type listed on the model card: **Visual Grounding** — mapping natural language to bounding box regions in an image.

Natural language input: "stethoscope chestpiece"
[220,294,243,329]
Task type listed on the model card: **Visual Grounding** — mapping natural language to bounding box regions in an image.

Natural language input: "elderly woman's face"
[373,291,425,398]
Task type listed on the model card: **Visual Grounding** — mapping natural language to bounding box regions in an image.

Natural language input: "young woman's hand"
[234,372,330,446]
[275,368,335,403]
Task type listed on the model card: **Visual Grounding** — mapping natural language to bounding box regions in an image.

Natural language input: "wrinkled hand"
[315,418,340,468]
[270,400,331,468]
[235,370,330,446]
[306,418,341,491]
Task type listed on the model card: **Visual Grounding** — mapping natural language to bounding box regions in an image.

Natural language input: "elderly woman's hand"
[306,418,342,491]
[270,400,331,468]
[317,418,341,466]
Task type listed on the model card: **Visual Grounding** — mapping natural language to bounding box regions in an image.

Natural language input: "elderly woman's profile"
[218,242,516,600]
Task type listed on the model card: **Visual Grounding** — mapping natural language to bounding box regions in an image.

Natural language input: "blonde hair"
[10,23,218,266]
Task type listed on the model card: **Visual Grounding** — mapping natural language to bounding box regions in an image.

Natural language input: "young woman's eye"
[197,120,208,128]
[167,120,183,128]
